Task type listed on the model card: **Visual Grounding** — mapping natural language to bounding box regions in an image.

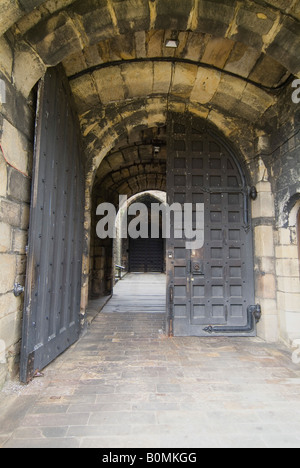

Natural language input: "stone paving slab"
[0,312,300,448]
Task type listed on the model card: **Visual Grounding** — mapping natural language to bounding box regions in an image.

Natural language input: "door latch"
[192,261,204,275]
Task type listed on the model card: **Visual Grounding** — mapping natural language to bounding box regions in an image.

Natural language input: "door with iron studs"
[20,66,85,383]
[166,114,260,337]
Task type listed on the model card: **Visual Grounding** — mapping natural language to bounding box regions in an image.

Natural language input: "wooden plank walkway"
[101,273,166,314]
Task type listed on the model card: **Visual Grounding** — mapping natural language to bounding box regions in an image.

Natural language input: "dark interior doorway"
[129,237,164,273]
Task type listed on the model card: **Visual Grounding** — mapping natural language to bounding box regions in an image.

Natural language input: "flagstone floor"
[0,276,300,448]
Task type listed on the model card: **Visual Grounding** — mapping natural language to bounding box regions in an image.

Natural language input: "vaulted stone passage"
[0,0,299,386]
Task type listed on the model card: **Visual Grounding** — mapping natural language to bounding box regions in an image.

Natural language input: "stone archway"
[0,0,300,384]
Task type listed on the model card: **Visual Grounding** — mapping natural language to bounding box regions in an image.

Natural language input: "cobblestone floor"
[0,311,300,448]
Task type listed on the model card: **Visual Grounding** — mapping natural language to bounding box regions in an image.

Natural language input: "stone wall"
[0,34,34,387]
[258,86,300,345]
[0,0,299,389]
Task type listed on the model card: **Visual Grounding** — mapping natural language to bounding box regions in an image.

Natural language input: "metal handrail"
[115,265,126,280]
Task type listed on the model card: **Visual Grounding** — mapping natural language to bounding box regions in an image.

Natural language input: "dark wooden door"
[166,115,257,337]
[129,238,164,272]
[20,66,85,383]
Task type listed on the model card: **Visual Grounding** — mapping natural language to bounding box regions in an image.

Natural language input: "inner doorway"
[127,193,165,274]
[91,114,259,336]
[129,238,164,273]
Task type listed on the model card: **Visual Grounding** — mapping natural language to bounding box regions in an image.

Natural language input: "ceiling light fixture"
[165,39,179,48]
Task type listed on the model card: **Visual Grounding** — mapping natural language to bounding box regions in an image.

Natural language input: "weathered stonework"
[0,0,299,388]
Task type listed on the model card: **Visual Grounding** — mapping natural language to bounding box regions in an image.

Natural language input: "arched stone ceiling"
[1,0,300,178]
[1,0,300,41]
[6,0,300,81]
[93,128,167,205]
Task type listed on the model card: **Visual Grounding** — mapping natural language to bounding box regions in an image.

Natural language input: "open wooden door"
[20,66,85,383]
[166,114,260,337]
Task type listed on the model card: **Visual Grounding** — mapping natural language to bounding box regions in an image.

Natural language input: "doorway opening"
[114,191,166,275]
[88,114,258,336]
[102,190,167,315]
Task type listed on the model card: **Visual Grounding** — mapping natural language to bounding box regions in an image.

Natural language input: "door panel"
[166,115,257,337]
[129,238,164,272]
[20,66,85,383]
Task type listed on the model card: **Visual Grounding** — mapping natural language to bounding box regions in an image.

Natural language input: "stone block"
[252,190,275,219]
[257,313,279,342]
[206,108,237,137]
[153,62,172,95]
[210,74,246,111]
[0,254,16,294]
[0,292,20,320]
[7,168,31,203]
[113,0,150,34]
[256,273,276,299]
[233,2,277,49]
[276,258,299,278]
[13,44,46,97]
[249,54,290,88]
[254,225,274,258]
[284,311,300,342]
[155,0,193,30]
[0,36,13,79]
[12,229,28,255]
[25,12,83,67]
[73,1,115,43]
[275,245,298,259]
[0,222,11,253]
[171,62,198,99]
[121,62,154,98]
[70,75,100,114]
[135,31,146,58]
[18,0,44,13]
[107,151,125,168]
[110,34,136,61]
[259,256,276,274]
[184,32,207,62]
[0,310,22,350]
[20,204,30,230]
[257,298,278,316]
[278,292,300,312]
[190,68,221,105]
[0,118,29,176]
[0,0,22,37]
[62,50,88,78]
[0,200,21,228]
[146,30,164,57]
[202,37,234,68]
[16,254,27,277]
[0,154,7,197]
[224,42,260,78]
[198,0,237,37]
[93,66,125,105]
[146,96,168,127]
[266,16,300,76]
[241,84,276,118]
[278,277,300,294]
